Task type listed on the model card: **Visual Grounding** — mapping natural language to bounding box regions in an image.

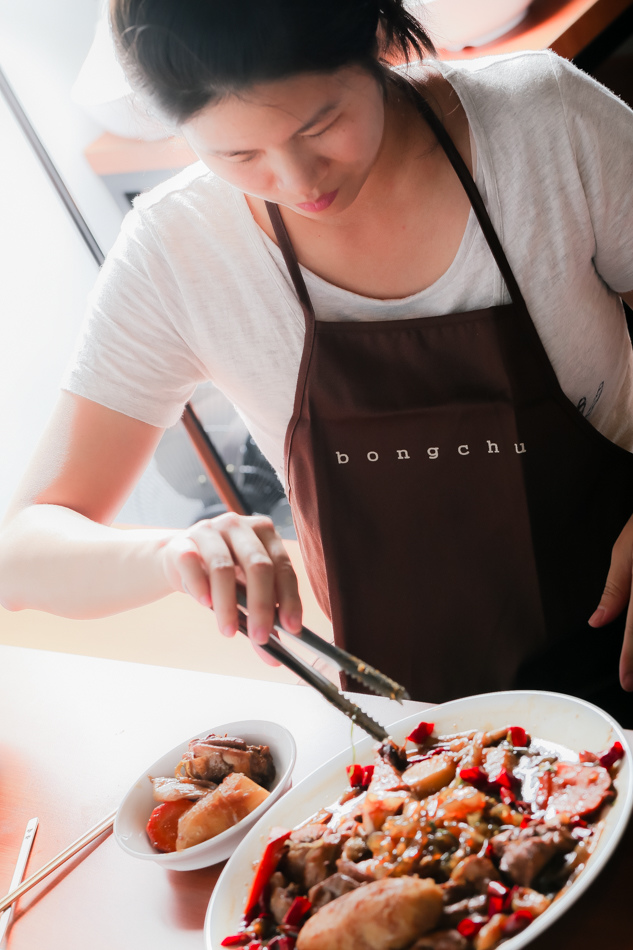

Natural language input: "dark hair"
[110,0,436,123]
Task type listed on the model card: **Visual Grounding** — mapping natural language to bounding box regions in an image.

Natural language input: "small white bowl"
[114,720,296,871]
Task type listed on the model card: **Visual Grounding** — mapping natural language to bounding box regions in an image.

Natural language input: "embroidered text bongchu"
[335,440,527,464]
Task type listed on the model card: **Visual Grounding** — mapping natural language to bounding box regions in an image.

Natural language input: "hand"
[161,513,302,665]
[588,514,633,691]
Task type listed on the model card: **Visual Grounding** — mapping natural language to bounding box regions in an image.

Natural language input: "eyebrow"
[210,100,339,157]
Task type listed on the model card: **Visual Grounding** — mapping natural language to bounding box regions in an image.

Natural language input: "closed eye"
[305,115,340,138]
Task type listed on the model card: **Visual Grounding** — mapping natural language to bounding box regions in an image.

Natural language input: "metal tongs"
[235,588,409,742]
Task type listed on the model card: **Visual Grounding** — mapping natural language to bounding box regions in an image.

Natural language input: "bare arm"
[0,392,301,646]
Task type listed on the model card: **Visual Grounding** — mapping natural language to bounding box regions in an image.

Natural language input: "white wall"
[0,0,118,518]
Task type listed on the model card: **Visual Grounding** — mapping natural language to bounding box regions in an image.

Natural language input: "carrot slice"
[147,799,195,852]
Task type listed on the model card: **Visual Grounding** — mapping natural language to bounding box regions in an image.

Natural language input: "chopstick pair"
[234,587,409,743]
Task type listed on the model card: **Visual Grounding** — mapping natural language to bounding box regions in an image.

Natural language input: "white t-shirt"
[63,50,633,481]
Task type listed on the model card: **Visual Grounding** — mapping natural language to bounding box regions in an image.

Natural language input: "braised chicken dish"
[146,734,276,852]
[221,722,625,950]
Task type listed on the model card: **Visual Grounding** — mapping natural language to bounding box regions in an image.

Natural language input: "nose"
[270,145,327,198]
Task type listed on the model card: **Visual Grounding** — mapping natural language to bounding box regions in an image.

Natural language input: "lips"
[296,189,339,213]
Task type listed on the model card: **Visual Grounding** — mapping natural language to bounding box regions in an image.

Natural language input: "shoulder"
[110,160,251,273]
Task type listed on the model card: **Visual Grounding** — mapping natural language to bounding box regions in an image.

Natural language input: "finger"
[188,522,239,637]
[219,515,276,645]
[167,535,211,607]
[251,518,303,634]
[250,638,281,667]
[588,546,632,627]
[620,606,633,691]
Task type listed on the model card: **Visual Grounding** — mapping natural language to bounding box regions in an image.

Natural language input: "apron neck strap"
[402,79,526,309]
[265,201,316,326]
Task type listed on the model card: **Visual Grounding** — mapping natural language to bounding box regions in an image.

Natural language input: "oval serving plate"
[205,691,631,949]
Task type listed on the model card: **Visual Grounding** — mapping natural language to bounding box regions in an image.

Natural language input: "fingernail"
[253,627,270,645]
[288,613,303,632]
[222,624,235,638]
[198,593,212,607]
[622,673,633,692]
[588,606,606,626]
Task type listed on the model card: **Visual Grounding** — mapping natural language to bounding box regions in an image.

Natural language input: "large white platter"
[205,691,632,949]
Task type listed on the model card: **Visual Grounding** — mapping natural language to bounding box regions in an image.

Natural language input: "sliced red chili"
[598,741,625,769]
[220,935,250,947]
[244,828,292,917]
[361,765,375,786]
[509,726,528,747]
[346,764,364,787]
[406,721,435,744]
[282,896,312,927]
[457,918,485,938]
[503,910,534,936]
[458,766,489,790]
[488,895,504,916]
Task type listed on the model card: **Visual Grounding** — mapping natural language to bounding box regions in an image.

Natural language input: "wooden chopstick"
[0,810,116,915]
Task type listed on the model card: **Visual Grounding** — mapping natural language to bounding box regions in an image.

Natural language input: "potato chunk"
[403,753,457,798]
[295,876,443,950]
[175,771,269,850]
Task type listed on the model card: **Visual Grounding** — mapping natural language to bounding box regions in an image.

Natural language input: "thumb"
[589,550,632,627]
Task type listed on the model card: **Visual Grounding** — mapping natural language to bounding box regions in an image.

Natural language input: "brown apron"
[265,87,633,722]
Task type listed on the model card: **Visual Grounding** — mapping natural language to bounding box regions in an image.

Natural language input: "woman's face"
[180,66,385,217]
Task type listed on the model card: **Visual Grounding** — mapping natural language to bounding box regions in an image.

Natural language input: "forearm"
[0,504,178,618]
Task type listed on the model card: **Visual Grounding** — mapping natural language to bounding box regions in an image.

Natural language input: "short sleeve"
[551,53,633,294]
[62,207,208,427]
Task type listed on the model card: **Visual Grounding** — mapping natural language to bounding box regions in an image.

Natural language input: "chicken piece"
[432,786,488,824]
[403,753,457,798]
[177,734,275,788]
[449,856,500,895]
[175,771,269,850]
[283,831,346,889]
[440,895,487,927]
[295,877,444,950]
[269,872,300,924]
[362,792,410,833]
[368,752,409,794]
[491,823,576,886]
[474,914,507,950]
[150,775,215,802]
[511,886,551,917]
[308,872,360,910]
[482,746,518,784]
[411,930,468,950]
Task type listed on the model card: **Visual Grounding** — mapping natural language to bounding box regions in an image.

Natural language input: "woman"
[1,1,632,720]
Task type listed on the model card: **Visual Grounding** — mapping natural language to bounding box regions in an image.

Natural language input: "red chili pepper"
[509,726,528,747]
[346,764,364,787]
[457,918,485,938]
[520,815,531,828]
[244,828,292,917]
[282,896,312,927]
[503,910,534,936]
[362,765,375,786]
[488,895,504,916]
[598,741,625,769]
[220,936,250,947]
[495,767,513,789]
[406,721,435,744]
[458,766,489,790]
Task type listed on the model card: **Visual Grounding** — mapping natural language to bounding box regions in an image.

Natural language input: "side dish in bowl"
[115,719,296,871]
[206,692,631,950]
